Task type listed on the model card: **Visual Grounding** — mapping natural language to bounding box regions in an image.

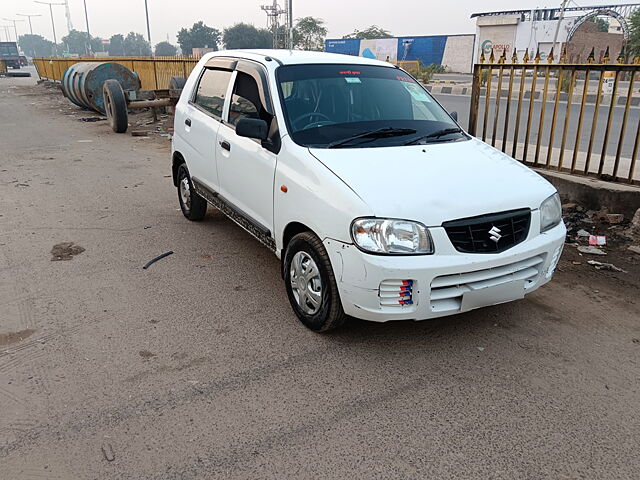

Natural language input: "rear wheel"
[177,164,207,221]
[284,232,346,332]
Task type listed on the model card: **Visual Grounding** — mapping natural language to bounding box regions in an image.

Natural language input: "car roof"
[200,49,394,68]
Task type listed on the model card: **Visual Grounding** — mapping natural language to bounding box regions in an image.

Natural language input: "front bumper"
[324,220,566,322]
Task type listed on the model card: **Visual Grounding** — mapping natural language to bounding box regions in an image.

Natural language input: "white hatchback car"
[171,50,566,332]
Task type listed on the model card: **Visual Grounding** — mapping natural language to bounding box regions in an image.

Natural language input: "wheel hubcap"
[290,251,322,315]
[179,176,191,210]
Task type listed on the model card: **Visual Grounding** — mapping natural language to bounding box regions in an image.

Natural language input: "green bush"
[415,61,446,83]
[481,70,489,87]
[560,72,576,93]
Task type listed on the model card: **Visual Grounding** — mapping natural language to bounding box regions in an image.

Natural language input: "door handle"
[185,118,191,127]
[219,140,231,151]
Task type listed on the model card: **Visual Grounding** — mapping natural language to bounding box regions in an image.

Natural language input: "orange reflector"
[280,185,288,193]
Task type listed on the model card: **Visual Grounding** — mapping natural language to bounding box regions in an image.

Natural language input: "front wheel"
[177,164,207,221]
[284,232,346,332]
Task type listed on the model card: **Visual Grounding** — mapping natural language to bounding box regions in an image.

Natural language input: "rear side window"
[193,68,232,120]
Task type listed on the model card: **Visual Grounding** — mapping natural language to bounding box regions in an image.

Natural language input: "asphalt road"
[2,76,640,479]
[434,93,640,164]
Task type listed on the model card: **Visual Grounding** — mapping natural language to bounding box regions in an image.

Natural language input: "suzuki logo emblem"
[488,226,502,243]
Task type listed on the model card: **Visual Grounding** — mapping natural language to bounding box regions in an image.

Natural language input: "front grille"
[443,209,531,254]
[430,254,544,313]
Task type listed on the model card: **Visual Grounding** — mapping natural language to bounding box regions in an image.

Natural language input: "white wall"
[441,35,475,73]
[475,14,581,63]
[513,17,577,58]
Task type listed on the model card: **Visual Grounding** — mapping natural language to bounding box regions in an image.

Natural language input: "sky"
[0,0,612,45]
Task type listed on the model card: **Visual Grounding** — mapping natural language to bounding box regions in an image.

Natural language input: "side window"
[228,71,262,127]
[193,68,233,120]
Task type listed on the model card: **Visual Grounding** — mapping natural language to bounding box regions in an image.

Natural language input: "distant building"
[325,34,476,73]
[472,4,639,63]
[192,47,215,57]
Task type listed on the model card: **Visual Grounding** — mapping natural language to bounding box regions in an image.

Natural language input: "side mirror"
[450,111,458,122]
[236,118,268,140]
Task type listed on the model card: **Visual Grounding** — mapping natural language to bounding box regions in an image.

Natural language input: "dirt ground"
[1,74,640,480]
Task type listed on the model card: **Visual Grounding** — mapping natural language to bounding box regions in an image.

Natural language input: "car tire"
[284,232,346,332]
[177,164,207,221]
[103,79,128,133]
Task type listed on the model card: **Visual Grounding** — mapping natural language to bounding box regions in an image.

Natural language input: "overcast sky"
[0,0,586,45]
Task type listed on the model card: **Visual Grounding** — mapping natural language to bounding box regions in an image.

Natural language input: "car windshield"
[276,63,466,148]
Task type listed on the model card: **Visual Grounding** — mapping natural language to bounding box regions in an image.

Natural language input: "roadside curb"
[426,85,470,96]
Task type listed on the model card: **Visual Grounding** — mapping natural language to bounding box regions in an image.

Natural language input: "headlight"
[351,218,434,255]
[540,193,562,232]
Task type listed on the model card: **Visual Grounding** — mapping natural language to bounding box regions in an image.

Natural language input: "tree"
[293,16,327,51]
[223,23,272,49]
[122,32,152,56]
[108,34,125,56]
[629,8,640,58]
[90,37,105,53]
[177,21,221,55]
[18,34,55,57]
[155,41,177,56]
[343,25,392,40]
[61,29,92,55]
[588,17,610,33]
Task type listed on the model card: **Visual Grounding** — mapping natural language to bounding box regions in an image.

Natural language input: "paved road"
[435,93,640,170]
[1,76,640,479]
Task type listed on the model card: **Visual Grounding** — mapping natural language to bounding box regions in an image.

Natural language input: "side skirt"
[192,177,277,253]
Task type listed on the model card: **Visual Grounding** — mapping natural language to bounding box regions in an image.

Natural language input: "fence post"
[152,59,158,89]
[469,64,483,135]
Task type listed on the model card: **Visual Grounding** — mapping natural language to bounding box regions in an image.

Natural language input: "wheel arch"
[172,151,185,187]
[280,221,317,275]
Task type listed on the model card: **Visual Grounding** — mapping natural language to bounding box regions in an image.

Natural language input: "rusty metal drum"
[61,62,140,114]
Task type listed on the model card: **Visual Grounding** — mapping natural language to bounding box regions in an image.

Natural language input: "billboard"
[359,39,398,62]
[477,24,517,60]
[325,34,476,73]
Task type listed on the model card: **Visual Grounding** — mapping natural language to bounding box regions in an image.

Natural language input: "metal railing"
[33,56,200,91]
[469,47,640,184]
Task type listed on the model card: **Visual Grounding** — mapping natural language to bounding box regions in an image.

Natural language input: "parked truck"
[0,42,21,69]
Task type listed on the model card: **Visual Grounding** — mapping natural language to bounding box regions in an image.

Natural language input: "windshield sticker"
[339,70,361,75]
[402,82,431,102]
[345,77,362,84]
[396,75,413,82]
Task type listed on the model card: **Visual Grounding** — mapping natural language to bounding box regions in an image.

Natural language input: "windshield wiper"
[404,127,464,146]
[327,127,417,149]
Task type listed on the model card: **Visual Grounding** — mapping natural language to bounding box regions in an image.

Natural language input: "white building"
[472,4,638,63]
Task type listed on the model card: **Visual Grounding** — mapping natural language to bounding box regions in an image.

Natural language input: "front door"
[216,70,277,237]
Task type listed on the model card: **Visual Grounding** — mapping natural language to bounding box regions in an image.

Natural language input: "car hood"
[308,138,556,226]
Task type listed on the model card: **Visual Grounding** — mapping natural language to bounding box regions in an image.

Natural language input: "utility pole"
[144,0,152,46]
[2,18,25,44]
[83,0,91,54]
[288,0,293,49]
[35,1,65,57]
[1,26,12,43]
[17,14,42,35]
[551,0,569,61]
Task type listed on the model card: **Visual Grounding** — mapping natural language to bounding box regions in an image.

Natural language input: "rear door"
[181,66,233,192]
